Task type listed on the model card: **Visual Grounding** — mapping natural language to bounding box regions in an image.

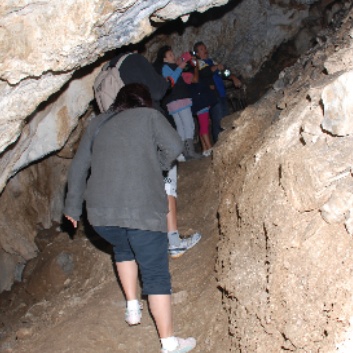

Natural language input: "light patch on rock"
[321,70,353,136]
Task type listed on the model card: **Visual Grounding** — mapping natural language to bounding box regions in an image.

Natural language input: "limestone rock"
[0,250,19,292]
[216,6,353,351]
[16,326,34,340]
[320,179,353,225]
[321,70,353,136]
[324,48,353,74]
[0,66,100,193]
[26,251,74,300]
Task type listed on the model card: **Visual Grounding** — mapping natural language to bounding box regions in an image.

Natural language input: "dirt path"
[0,156,230,353]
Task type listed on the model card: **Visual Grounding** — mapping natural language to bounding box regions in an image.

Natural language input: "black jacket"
[161,63,191,106]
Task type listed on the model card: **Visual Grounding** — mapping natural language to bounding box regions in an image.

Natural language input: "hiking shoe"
[161,337,196,353]
[169,233,202,258]
[202,149,213,157]
[125,302,143,326]
[177,154,186,162]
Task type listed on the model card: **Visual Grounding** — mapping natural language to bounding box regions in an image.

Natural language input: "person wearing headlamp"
[193,41,242,143]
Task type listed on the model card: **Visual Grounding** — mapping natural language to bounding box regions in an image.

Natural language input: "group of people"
[153,41,242,159]
[63,42,241,353]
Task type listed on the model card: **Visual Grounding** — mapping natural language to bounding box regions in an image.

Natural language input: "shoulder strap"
[90,111,119,153]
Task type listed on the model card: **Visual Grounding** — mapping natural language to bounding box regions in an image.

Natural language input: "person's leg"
[116,261,138,300]
[197,111,212,153]
[170,112,187,161]
[176,108,201,160]
[200,135,212,155]
[200,135,207,152]
[167,197,186,249]
[220,96,230,117]
[165,164,178,235]
[164,166,182,247]
[178,107,195,141]
[149,296,196,352]
[209,99,223,143]
[128,228,196,352]
[166,193,201,258]
[164,165,202,258]
[94,226,137,298]
[93,226,141,325]
[149,294,173,338]
[128,229,172,335]
[167,195,178,233]
[171,111,187,141]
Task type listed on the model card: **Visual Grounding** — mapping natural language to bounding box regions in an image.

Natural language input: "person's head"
[111,83,152,112]
[193,41,208,60]
[153,45,173,74]
[156,45,176,64]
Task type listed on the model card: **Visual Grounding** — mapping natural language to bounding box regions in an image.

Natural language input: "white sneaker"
[125,301,143,325]
[202,149,213,157]
[161,337,196,353]
[169,233,202,258]
[177,154,186,162]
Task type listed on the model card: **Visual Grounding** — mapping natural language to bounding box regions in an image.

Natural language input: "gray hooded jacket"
[64,107,183,232]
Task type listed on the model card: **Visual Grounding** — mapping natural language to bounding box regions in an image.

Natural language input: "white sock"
[126,299,139,311]
[161,336,178,351]
[168,231,181,247]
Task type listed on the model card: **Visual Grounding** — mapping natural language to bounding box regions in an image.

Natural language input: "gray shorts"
[93,226,171,295]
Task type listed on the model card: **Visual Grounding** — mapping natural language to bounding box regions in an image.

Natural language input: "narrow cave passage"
[0,1,350,352]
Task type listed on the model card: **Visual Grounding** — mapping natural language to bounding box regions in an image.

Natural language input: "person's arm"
[162,64,184,83]
[191,60,199,83]
[230,73,242,88]
[63,122,96,226]
[151,111,183,170]
[212,63,224,72]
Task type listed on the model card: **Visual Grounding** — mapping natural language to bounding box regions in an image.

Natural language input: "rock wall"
[0,111,89,292]
[215,4,353,351]
[144,0,311,76]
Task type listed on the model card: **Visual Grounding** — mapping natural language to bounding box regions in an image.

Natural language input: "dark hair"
[111,83,153,112]
[153,45,172,75]
[193,41,205,56]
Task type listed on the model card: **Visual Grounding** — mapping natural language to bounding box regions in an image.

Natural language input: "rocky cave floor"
[0,154,231,353]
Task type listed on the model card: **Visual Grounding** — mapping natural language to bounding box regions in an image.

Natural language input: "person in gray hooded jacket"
[64,84,197,353]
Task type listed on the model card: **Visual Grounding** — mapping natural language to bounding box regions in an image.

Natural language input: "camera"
[181,51,197,72]
[219,68,232,79]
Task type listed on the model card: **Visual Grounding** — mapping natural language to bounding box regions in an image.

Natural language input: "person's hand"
[65,215,78,228]
[178,60,187,69]
[232,75,242,88]
[166,76,175,88]
[217,63,225,71]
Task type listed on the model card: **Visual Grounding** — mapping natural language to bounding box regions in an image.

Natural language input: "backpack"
[93,53,131,113]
